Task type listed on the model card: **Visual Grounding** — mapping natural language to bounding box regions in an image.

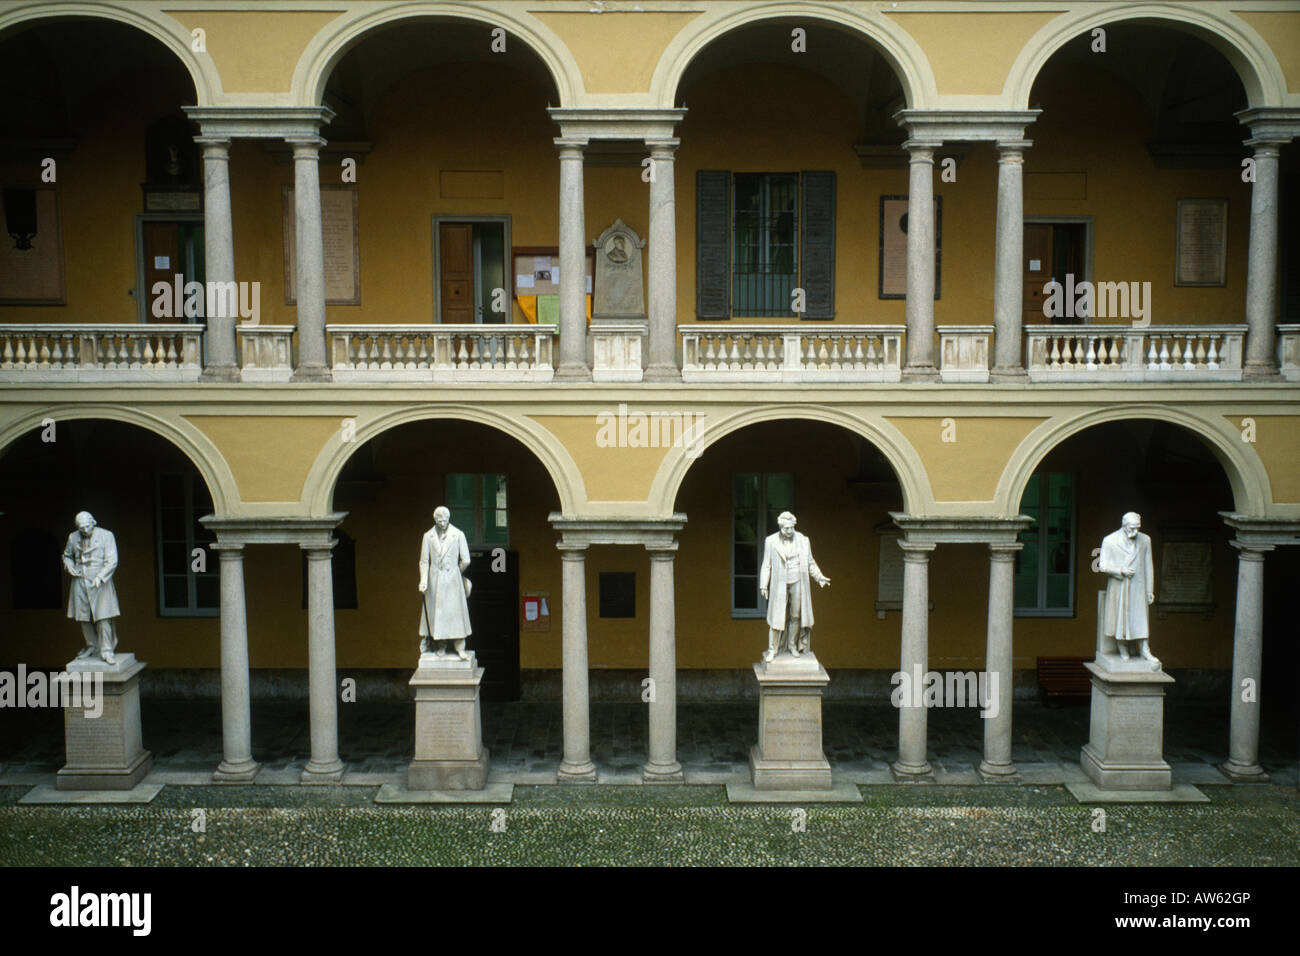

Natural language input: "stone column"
[289,137,331,382]
[645,139,680,382]
[1222,541,1272,781]
[979,542,1020,779]
[644,544,683,782]
[212,542,259,782]
[1243,139,1284,379]
[893,540,934,777]
[557,543,596,781]
[196,137,239,381]
[902,140,941,382]
[554,139,591,381]
[302,542,344,782]
[991,141,1030,381]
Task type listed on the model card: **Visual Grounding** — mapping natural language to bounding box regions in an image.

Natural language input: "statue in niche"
[759,511,831,662]
[418,506,473,660]
[1098,511,1159,670]
[62,512,121,665]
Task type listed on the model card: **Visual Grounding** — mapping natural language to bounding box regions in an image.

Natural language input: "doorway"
[468,547,520,701]
[137,216,204,322]
[1023,219,1091,325]
[434,216,510,323]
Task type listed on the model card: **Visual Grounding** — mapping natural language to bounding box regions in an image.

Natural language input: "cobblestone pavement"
[1,783,1297,866]
[2,699,1295,865]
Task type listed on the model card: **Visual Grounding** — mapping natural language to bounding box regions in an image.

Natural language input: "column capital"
[899,540,936,559]
[1229,540,1273,559]
[645,138,680,156]
[1235,106,1300,148]
[557,541,589,557]
[554,137,588,155]
[286,136,325,156]
[995,139,1032,156]
[209,540,246,555]
[301,540,338,556]
[988,541,1023,558]
[645,541,678,558]
[1220,512,1300,550]
[193,135,232,153]
[902,139,942,157]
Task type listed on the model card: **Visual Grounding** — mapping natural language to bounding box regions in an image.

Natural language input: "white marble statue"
[61,511,120,665]
[418,506,473,660]
[1098,511,1159,670]
[759,511,830,662]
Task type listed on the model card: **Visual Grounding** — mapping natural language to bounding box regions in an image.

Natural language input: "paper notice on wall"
[153,256,170,270]
[550,266,560,284]
[586,275,592,294]
[516,273,535,289]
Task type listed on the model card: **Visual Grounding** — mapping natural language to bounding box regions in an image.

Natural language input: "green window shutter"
[696,170,731,319]
[800,170,835,319]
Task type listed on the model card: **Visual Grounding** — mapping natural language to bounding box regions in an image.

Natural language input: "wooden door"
[1022,223,1052,324]
[143,221,180,321]
[439,223,474,323]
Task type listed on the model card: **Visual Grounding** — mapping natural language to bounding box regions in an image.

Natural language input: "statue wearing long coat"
[418,523,472,640]
[760,530,825,631]
[62,526,121,622]
[1099,528,1154,641]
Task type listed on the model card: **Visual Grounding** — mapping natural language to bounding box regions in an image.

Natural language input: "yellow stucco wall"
[888,417,1046,502]
[1236,10,1300,92]
[532,10,699,93]
[886,10,1063,95]
[163,10,343,94]
[1225,415,1300,504]
[186,415,342,502]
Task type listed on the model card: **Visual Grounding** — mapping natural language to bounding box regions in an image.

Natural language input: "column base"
[1242,362,1282,381]
[642,761,684,784]
[989,366,1029,383]
[643,364,682,383]
[213,758,261,783]
[1219,760,1270,783]
[901,365,941,383]
[976,760,1021,784]
[198,363,241,383]
[890,759,934,781]
[300,760,345,784]
[557,760,597,783]
[553,363,593,382]
[290,364,333,383]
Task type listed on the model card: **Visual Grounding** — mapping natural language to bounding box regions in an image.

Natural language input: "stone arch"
[997,405,1268,518]
[303,404,586,518]
[293,2,582,108]
[0,405,239,517]
[1007,4,1286,109]
[651,2,935,110]
[651,404,931,518]
[0,2,220,105]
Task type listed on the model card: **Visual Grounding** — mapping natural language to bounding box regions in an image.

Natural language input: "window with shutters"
[697,170,835,320]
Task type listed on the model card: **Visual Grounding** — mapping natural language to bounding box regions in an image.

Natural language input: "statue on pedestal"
[62,511,120,665]
[418,506,472,660]
[1098,511,1159,670]
[759,512,830,662]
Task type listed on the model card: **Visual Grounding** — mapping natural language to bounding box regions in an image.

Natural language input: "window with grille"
[732,472,795,616]
[733,173,799,316]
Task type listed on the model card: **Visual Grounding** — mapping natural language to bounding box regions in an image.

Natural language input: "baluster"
[50,334,64,369]
[828,336,841,368]
[1207,336,1220,370]
[15,336,28,368]
[1085,337,1097,369]
[415,335,429,368]
[1159,337,1171,370]
[1,336,13,369]
[505,335,518,370]
[815,336,829,368]
[128,336,142,369]
[1048,337,1060,368]
[165,336,179,367]
[864,335,877,367]
[37,335,51,368]
[1147,336,1158,370]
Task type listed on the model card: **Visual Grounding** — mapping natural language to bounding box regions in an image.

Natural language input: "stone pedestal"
[1080,660,1174,790]
[749,655,832,790]
[57,654,152,791]
[408,652,488,791]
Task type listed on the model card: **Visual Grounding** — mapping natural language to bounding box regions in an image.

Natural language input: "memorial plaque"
[1157,539,1213,612]
[283,185,360,305]
[1175,198,1226,286]
[875,529,904,617]
[591,218,646,320]
[0,187,65,304]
